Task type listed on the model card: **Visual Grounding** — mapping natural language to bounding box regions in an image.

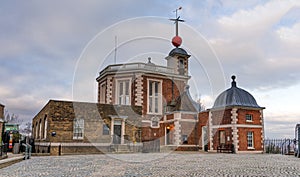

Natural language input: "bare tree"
[20,122,32,136]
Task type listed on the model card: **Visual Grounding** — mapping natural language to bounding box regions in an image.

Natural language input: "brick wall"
[238,127,263,151]
[211,109,232,125]
[237,109,262,125]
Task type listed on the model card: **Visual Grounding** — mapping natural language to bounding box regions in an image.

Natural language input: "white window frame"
[246,114,253,122]
[99,82,106,104]
[147,79,162,114]
[115,78,131,105]
[151,116,160,128]
[73,118,84,140]
[247,131,254,149]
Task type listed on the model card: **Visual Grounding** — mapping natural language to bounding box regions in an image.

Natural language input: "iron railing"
[264,138,295,154]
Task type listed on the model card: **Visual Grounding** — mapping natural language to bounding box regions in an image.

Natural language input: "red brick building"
[204,76,265,153]
[32,16,265,154]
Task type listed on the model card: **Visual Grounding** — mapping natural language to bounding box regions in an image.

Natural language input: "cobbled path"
[1,152,300,176]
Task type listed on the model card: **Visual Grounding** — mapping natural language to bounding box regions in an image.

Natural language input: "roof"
[33,100,143,122]
[168,47,190,57]
[170,85,201,112]
[213,76,263,109]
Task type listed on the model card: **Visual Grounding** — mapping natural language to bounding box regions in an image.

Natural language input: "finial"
[148,57,151,63]
[231,75,237,87]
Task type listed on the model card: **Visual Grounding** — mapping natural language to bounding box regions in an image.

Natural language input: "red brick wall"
[237,109,262,125]
[238,128,263,151]
[211,109,232,125]
[180,121,198,145]
[211,128,232,150]
[141,75,185,116]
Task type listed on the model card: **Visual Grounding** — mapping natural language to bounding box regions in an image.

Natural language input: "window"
[39,120,42,139]
[246,114,253,122]
[151,116,160,128]
[182,135,188,144]
[116,79,130,105]
[35,122,38,139]
[247,132,254,148]
[102,124,110,135]
[178,58,185,75]
[148,80,162,114]
[219,130,225,144]
[44,116,47,139]
[73,118,84,139]
[100,83,106,104]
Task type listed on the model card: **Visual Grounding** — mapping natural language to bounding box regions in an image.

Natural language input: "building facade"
[204,76,265,153]
[32,100,142,155]
[32,17,265,155]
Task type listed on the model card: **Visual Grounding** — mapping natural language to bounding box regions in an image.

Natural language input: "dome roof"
[169,47,190,57]
[213,76,262,109]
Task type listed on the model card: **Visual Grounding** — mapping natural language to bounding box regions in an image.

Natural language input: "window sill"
[247,147,255,150]
[246,120,253,123]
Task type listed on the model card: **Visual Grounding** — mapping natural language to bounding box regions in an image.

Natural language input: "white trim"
[106,76,113,104]
[211,124,263,129]
[231,108,239,152]
[115,78,132,105]
[147,78,163,115]
[208,111,213,150]
[174,117,181,146]
[135,74,143,106]
[99,82,106,104]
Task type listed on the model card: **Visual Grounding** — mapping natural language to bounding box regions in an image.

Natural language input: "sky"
[0,0,300,139]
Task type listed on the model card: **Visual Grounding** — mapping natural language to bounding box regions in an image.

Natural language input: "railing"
[99,62,177,76]
[264,138,295,154]
[281,139,294,155]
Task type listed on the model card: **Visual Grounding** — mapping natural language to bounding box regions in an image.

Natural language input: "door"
[219,130,225,145]
[202,126,208,151]
[113,125,121,144]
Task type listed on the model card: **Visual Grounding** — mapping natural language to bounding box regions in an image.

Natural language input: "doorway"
[113,120,122,144]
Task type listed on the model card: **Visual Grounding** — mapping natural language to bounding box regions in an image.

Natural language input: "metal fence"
[264,138,295,154]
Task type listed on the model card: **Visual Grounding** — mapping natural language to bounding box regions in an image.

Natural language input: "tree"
[19,122,32,136]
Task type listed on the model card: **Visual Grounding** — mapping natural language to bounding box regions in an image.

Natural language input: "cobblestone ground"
[1,153,300,176]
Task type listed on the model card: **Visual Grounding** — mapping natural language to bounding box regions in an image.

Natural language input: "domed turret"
[213,76,262,109]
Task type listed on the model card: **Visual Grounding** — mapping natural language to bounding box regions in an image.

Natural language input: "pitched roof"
[170,85,201,112]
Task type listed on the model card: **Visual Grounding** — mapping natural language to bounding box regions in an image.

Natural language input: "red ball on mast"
[172,36,182,47]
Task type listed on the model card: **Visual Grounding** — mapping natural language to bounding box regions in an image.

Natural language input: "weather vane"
[169,7,184,47]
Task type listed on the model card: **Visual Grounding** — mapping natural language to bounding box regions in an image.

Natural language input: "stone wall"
[32,100,142,155]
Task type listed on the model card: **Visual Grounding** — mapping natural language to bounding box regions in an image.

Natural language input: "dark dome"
[169,47,190,57]
[213,76,261,109]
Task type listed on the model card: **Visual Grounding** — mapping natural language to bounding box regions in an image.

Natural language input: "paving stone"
[1,153,300,176]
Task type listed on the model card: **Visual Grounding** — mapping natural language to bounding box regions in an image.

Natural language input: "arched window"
[39,119,42,139]
[35,122,38,139]
[44,115,47,139]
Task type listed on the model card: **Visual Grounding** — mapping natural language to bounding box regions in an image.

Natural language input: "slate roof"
[170,85,201,112]
[213,76,263,109]
[169,47,190,57]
